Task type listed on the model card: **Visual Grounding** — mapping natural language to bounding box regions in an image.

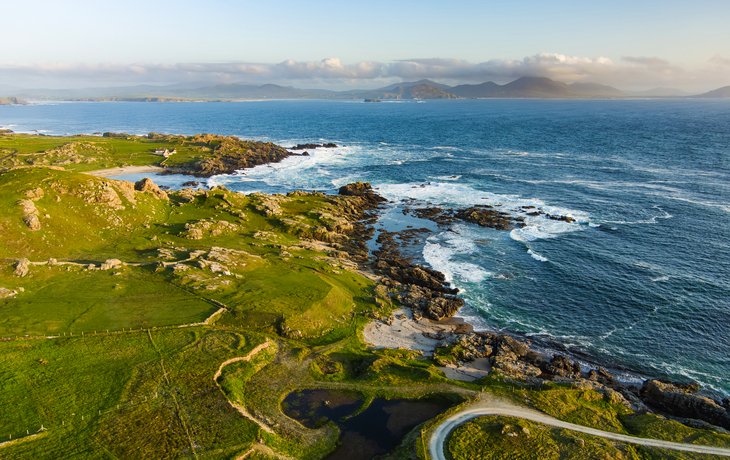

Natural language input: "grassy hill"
[0,96,28,105]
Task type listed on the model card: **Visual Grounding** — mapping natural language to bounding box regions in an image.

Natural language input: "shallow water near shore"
[3,99,729,395]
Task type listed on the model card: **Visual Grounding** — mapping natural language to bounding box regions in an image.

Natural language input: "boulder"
[587,367,615,385]
[493,334,529,359]
[23,188,45,201]
[422,296,465,321]
[23,214,41,231]
[134,178,169,200]
[14,259,31,277]
[541,355,581,379]
[338,181,373,197]
[0,287,17,299]
[100,259,123,270]
[640,380,730,429]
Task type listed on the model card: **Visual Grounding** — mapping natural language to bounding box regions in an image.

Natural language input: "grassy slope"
[448,415,730,460]
[0,135,728,459]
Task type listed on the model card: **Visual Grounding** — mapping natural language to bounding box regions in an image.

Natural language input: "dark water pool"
[282,389,454,459]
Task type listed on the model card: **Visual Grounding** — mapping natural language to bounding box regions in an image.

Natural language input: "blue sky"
[2,0,729,90]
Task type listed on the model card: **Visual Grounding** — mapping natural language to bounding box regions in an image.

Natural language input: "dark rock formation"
[338,181,374,197]
[394,283,464,321]
[585,367,615,385]
[640,380,730,430]
[134,178,169,200]
[102,132,130,138]
[541,355,582,379]
[455,205,522,231]
[190,138,291,177]
[290,143,338,150]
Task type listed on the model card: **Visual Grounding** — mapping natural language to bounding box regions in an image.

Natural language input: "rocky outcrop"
[394,283,464,321]
[338,181,373,196]
[100,259,123,270]
[17,199,41,231]
[290,143,337,150]
[452,333,540,379]
[0,287,18,299]
[587,367,615,385]
[455,205,523,231]
[640,380,730,429]
[250,192,288,217]
[134,178,169,200]
[541,355,582,379]
[23,188,44,201]
[187,137,291,177]
[14,259,31,277]
[91,186,124,207]
[180,220,239,239]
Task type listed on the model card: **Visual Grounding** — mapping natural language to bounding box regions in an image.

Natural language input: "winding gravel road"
[429,398,730,459]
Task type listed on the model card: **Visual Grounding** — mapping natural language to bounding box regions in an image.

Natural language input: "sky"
[2,0,730,92]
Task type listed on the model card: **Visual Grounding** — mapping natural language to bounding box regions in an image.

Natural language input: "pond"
[282,389,455,460]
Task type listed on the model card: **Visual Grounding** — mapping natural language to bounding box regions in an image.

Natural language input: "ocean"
[2,99,729,396]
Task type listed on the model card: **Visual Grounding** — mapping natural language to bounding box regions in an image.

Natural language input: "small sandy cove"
[84,165,166,177]
[362,308,491,381]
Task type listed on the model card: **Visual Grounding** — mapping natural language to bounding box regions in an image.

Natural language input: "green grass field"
[447,415,730,460]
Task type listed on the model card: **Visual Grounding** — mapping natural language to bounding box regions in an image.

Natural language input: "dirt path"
[428,396,730,459]
[213,339,274,434]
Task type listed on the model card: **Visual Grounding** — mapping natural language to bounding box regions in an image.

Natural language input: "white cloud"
[1,53,729,91]
[709,54,730,66]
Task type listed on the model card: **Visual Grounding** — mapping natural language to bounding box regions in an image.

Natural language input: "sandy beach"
[362,307,490,381]
[84,165,167,177]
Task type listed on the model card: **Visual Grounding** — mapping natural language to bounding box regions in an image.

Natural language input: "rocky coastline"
[331,183,730,434]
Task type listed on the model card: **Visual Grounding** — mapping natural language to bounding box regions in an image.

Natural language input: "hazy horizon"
[2,0,729,92]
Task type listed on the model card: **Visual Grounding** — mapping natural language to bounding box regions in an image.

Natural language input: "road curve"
[429,403,730,459]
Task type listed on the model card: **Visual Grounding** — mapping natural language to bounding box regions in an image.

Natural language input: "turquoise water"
[2,99,729,395]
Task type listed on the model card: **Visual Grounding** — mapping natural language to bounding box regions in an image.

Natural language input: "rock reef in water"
[641,380,730,430]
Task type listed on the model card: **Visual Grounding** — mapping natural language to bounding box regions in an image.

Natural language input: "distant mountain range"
[1,77,729,101]
[690,85,730,98]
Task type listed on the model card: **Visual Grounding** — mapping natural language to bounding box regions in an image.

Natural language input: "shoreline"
[84,165,167,177]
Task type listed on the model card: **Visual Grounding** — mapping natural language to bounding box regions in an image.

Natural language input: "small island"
[364,98,381,102]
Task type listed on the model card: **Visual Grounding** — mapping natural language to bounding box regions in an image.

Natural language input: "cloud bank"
[1,53,729,91]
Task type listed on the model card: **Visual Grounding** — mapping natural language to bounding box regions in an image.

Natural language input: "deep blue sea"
[2,99,729,395]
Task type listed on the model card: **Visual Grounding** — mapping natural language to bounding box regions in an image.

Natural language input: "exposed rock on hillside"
[181,220,239,239]
[0,287,17,298]
[14,259,31,277]
[17,199,41,231]
[134,178,169,200]
[24,188,45,201]
[250,192,288,217]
